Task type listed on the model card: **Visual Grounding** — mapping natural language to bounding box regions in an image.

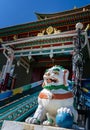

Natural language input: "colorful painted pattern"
[0,80,43,100]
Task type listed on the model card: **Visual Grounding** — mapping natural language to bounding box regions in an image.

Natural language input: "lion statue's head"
[42,65,69,87]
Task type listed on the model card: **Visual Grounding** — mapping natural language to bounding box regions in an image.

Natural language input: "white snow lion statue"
[25,65,78,128]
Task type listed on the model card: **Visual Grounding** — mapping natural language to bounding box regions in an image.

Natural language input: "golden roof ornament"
[54,28,61,34]
[37,30,45,36]
[85,24,90,31]
[13,35,17,40]
[0,38,3,43]
[37,26,60,36]
[46,26,54,35]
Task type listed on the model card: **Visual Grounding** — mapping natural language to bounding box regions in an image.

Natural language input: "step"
[1,120,73,130]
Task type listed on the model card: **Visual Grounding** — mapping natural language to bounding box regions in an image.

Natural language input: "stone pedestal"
[1,120,73,130]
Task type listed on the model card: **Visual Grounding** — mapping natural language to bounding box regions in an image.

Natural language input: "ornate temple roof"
[0,4,90,35]
[35,5,90,20]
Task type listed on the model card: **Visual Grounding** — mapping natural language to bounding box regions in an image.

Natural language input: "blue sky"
[0,0,90,28]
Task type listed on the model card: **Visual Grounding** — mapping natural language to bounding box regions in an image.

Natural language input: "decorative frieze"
[37,26,61,36]
[0,92,39,128]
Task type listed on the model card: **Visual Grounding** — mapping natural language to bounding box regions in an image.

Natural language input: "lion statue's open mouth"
[46,78,58,83]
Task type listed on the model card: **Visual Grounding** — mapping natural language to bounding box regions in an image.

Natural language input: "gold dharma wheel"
[46,26,54,34]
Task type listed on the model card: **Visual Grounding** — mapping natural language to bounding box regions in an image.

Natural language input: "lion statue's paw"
[57,107,73,116]
[25,117,40,124]
[43,120,54,126]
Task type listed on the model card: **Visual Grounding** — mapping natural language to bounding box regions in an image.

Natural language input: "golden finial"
[85,24,90,31]
[74,6,77,9]
[13,35,17,40]
[0,38,3,43]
